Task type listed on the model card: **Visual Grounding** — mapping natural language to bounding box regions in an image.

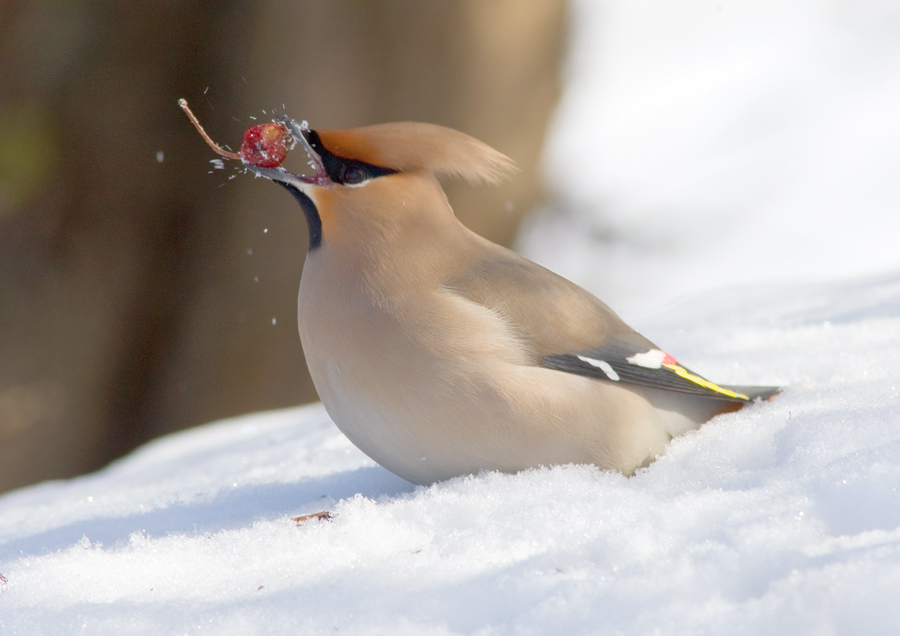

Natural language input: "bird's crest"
[314,122,517,185]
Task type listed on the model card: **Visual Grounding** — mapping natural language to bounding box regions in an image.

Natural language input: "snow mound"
[523,0,900,314]
[2,271,899,635]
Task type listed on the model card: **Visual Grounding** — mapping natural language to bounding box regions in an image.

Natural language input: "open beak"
[243,116,328,189]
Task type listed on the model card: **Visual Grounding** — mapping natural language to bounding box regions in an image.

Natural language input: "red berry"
[240,123,289,168]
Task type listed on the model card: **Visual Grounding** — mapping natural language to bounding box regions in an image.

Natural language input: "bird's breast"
[296,249,541,481]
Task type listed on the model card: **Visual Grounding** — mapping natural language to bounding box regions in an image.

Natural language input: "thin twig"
[292,511,334,526]
[178,98,241,160]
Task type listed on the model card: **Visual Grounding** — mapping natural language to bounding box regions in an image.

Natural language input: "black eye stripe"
[340,163,371,184]
[305,130,396,184]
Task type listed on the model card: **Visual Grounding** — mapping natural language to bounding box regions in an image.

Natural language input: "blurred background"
[0,0,566,494]
[4,0,900,496]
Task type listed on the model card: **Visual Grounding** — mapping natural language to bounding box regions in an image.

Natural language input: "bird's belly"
[306,343,674,485]
[298,277,674,484]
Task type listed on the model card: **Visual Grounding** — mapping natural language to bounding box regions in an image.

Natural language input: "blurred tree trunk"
[0,0,566,494]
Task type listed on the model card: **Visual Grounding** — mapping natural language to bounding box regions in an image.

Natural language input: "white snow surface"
[4,1,900,633]
[2,273,900,634]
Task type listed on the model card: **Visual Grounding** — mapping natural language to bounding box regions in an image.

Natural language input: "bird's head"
[246,118,516,251]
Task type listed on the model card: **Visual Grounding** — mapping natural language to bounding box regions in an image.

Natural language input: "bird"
[245,117,779,485]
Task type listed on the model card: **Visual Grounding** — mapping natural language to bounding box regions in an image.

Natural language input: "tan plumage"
[247,118,778,485]
[316,122,516,185]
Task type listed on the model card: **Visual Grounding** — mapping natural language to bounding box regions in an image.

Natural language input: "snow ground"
[1,272,899,634]
[3,0,900,633]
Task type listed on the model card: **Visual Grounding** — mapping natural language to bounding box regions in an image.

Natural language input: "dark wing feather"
[446,240,780,403]
[543,339,780,403]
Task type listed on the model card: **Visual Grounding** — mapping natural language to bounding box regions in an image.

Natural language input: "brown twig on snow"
[292,511,334,526]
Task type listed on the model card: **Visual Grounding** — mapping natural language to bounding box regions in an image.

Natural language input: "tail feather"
[721,385,781,402]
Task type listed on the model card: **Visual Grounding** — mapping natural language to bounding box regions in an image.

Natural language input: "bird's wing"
[541,342,781,402]
[446,243,778,403]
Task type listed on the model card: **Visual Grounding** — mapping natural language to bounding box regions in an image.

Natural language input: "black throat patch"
[279,182,322,251]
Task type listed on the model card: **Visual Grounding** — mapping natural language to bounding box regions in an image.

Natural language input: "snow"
[3,1,900,633]
[2,278,899,633]
[521,0,900,315]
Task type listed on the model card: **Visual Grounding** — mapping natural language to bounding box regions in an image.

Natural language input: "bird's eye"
[341,165,367,185]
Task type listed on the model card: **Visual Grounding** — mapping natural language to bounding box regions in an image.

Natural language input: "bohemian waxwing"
[247,116,779,485]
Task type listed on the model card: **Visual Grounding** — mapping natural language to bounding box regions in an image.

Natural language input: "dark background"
[0,0,567,494]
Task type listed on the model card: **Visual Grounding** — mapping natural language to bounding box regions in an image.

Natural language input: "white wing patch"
[577,356,620,381]
[627,349,671,369]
